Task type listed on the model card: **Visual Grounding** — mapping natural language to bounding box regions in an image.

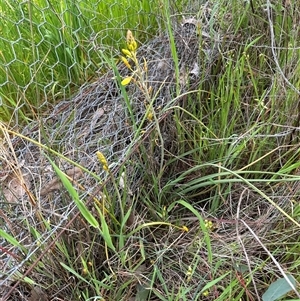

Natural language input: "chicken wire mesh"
[0,1,222,297]
[0,0,161,122]
[1,1,300,300]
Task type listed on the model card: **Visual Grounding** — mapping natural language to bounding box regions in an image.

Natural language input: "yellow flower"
[202,290,209,297]
[204,219,214,230]
[121,76,132,86]
[186,265,193,282]
[147,111,153,122]
[96,151,107,165]
[96,151,109,172]
[182,225,189,232]
[126,30,137,52]
[120,56,131,69]
[122,48,132,58]
[186,265,192,276]
[102,165,109,172]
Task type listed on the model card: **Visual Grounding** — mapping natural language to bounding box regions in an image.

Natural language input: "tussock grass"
[1,0,300,301]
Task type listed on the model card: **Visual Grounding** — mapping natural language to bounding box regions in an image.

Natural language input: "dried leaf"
[2,173,30,202]
[40,166,83,196]
[90,107,105,129]
[28,286,48,301]
[79,107,106,140]
[190,62,200,76]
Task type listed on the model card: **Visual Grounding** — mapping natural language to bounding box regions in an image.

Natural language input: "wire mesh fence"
[0,0,220,298]
[0,0,161,122]
[0,0,209,121]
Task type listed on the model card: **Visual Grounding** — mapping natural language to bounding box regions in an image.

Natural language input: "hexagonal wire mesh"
[0,0,165,120]
[0,0,221,298]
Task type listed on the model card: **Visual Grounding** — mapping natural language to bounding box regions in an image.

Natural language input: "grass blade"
[47,156,99,228]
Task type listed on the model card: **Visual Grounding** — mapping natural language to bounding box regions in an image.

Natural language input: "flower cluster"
[96,151,109,172]
[204,219,214,230]
[120,30,138,86]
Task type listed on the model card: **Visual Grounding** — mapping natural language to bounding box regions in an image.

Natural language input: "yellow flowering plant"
[120,30,156,124]
[96,151,109,172]
[120,30,138,86]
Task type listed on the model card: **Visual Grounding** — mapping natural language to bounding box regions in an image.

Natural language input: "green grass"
[1,0,300,300]
[0,0,160,124]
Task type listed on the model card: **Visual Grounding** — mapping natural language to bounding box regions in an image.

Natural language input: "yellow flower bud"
[120,56,131,69]
[96,151,107,165]
[128,40,137,52]
[96,151,109,172]
[126,30,137,52]
[122,48,132,57]
[102,165,109,172]
[121,76,132,86]
[182,225,189,232]
[143,57,148,72]
[147,111,153,121]
[202,290,209,297]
